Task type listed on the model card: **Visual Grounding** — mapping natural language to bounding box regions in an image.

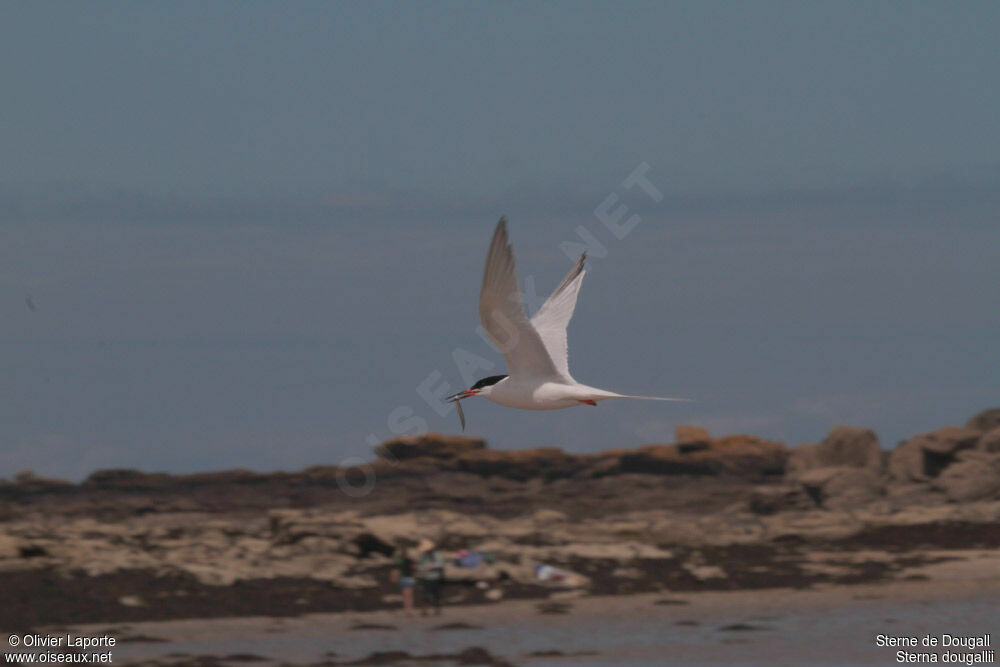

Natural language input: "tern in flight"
[447,218,689,429]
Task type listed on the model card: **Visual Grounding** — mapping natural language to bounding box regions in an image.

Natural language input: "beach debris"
[533,564,585,587]
[683,563,727,581]
[453,549,493,569]
[118,595,146,607]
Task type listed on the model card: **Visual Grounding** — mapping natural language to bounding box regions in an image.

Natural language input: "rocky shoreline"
[2,408,999,633]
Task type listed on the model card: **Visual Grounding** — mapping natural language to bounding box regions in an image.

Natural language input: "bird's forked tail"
[615,394,692,402]
[588,388,692,403]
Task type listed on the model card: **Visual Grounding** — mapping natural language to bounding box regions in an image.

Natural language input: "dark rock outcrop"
[455,448,579,481]
[933,451,1000,502]
[889,427,981,482]
[788,426,882,474]
[618,436,787,479]
[795,466,883,509]
[977,428,1000,453]
[2,414,998,523]
[377,432,788,482]
[966,407,1000,432]
[786,427,885,508]
[748,484,814,514]
[674,425,712,453]
[376,434,487,461]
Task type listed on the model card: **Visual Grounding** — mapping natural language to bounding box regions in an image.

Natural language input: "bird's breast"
[484,381,581,411]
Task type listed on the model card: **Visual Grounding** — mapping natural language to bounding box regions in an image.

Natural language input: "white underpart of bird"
[447,217,689,428]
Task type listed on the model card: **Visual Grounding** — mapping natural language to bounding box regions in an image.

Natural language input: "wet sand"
[50,578,1000,665]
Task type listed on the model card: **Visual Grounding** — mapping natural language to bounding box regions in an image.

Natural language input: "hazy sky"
[2,2,998,479]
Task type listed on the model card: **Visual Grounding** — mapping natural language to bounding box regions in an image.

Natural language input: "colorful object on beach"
[454,550,485,569]
[534,564,586,587]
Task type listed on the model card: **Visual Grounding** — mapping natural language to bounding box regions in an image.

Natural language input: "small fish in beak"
[445,389,479,432]
[454,398,466,431]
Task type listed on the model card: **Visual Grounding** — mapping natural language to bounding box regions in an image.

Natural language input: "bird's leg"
[578,399,597,406]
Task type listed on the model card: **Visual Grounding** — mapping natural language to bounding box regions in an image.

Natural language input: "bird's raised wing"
[530,252,586,380]
[479,218,563,381]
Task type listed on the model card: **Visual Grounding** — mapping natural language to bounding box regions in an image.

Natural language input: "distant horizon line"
[1,170,998,227]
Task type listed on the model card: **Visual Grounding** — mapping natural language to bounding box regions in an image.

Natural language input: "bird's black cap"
[471,374,508,390]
